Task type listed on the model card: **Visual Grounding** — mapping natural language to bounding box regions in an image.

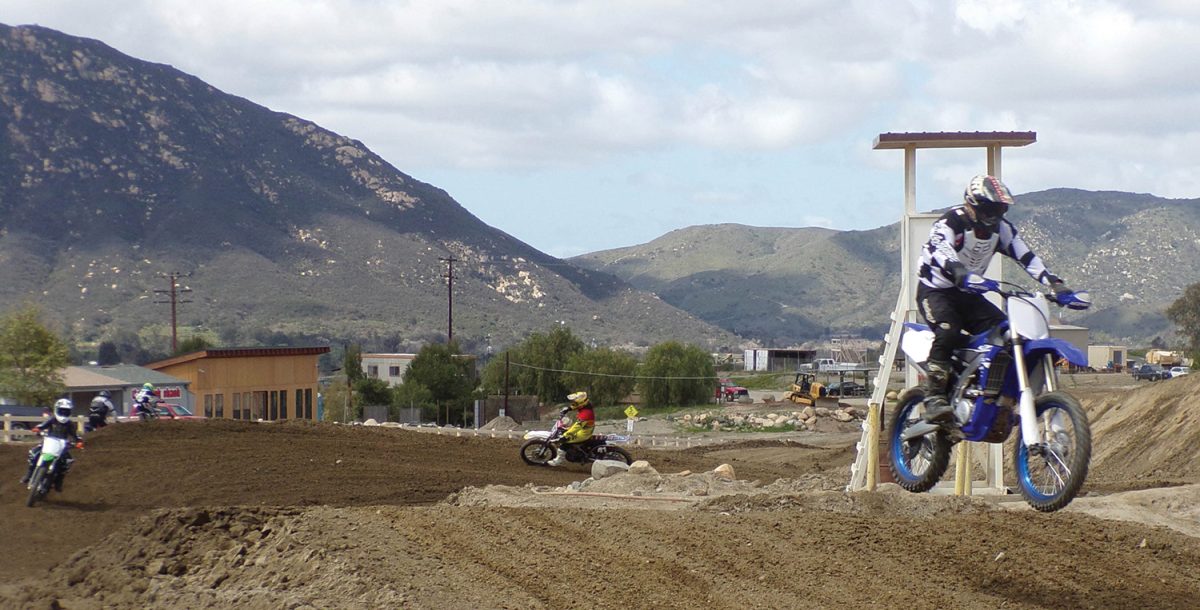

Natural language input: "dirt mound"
[479,415,522,431]
[10,501,1200,609]
[1082,374,1200,486]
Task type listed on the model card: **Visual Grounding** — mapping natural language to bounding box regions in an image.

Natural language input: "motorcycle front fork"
[1014,347,1067,450]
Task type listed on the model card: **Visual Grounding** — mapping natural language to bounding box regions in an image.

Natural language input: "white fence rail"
[396,423,727,449]
[2,414,87,443]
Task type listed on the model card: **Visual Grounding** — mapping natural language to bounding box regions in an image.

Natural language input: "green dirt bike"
[26,435,81,507]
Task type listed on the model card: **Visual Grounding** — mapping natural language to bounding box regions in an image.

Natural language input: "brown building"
[146,347,330,421]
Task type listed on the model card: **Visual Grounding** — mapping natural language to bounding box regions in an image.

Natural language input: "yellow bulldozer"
[783,372,829,407]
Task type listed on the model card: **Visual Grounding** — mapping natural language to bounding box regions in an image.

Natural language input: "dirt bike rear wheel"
[26,465,46,507]
[887,390,952,493]
[596,446,632,465]
[1013,391,1091,512]
[519,440,557,466]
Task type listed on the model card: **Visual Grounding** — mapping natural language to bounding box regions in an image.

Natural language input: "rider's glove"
[960,273,999,295]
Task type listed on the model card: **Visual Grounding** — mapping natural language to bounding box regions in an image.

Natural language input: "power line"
[507,360,725,382]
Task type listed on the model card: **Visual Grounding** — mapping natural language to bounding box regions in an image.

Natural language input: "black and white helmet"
[54,398,73,423]
[963,175,1014,229]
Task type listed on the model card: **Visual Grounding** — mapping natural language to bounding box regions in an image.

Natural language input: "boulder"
[591,460,631,480]
[628,460,659,476]
[712,463,736,481]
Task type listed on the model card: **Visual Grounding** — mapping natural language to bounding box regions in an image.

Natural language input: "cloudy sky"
[5,1,1199,257]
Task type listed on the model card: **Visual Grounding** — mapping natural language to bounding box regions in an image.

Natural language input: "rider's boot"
[547,444,566,467]
[922,360,955,424]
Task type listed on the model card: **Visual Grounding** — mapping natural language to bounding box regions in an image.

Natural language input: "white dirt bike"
[520,409,633,467]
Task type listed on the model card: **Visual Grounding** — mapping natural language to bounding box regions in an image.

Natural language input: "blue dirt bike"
[888,282,1092,512]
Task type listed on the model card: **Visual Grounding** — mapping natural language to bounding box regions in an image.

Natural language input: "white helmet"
[54,398,73,424]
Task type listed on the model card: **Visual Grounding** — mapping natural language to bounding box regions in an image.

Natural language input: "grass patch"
[719,372,793,391]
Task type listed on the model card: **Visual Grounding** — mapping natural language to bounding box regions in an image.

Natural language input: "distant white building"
[361,353,417,387]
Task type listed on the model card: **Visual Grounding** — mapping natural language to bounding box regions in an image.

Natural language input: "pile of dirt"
[1081,373,1200,487]
[478,415,522,431]
[9,499,1200,609]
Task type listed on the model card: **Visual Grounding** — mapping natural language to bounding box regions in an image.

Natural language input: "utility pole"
[439,256,458,342]
[154,271,193,353]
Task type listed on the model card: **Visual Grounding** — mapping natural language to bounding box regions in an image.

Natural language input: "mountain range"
[2,23,1195,359]
[0,23,741,356]
[571,190,1200,347]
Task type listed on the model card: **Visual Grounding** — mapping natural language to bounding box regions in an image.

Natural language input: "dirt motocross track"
[2,373,1200,609]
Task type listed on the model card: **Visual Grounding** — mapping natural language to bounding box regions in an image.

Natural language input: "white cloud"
[4,0,1200,255]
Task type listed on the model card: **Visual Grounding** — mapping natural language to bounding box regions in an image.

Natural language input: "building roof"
[69,365,188,388]
[873,131,1037,150]
[145,346,331,370]
[361,353,417,360]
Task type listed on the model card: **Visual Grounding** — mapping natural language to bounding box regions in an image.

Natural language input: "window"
[295,390,303,419]
[279,390,288,419]
[269,391,278,420]
[214,394,224,418]
[304,388,313,419]
[204,395,213,418]
[389,366,401,377]
[233,393,242,420]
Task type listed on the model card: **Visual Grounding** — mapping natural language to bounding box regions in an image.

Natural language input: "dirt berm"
[0,374,1199,609]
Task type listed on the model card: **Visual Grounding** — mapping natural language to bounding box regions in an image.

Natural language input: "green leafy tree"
[0,306,70,406]
[563,347,638,407]
[175,335,212,355]
[321,376,359,422]
[354,377,393,406]
[96,341,120,365]
[391,381,435,422]
[404,341,474,425]
[638,341,716,407]
[344,344,364,383]
[515,326,586,403]
[1167,283,1200,355]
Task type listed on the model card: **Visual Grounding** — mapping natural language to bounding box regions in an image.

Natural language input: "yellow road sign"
[624,405,639,419]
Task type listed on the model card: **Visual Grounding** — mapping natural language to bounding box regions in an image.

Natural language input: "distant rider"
[916,175,1074,424]
[133,383,159,419]
[548,391,596,466]
[21,398,83,490]
[87,390,115,431]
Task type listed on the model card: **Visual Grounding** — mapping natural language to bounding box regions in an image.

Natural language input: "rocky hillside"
[0,23,742,354]
[572,191,1200,346]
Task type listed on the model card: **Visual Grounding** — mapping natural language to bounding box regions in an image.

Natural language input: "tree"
[175,335,212,355]
[0,305,70,407]
[1167,283,1200,353]
[96,341,120,365]
[354,377,393,406]
[513,326,586,403]
[563,347,638,407]
[638,341,716,407]
[391,381,435,422]
[404,341,474,425]
[344,344,364,383]
[321,376,360,422]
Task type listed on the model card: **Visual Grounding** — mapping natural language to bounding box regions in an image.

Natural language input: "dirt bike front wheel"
[1013,391,1091,512]
[519,440,558,466]
[26,464,46,507]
